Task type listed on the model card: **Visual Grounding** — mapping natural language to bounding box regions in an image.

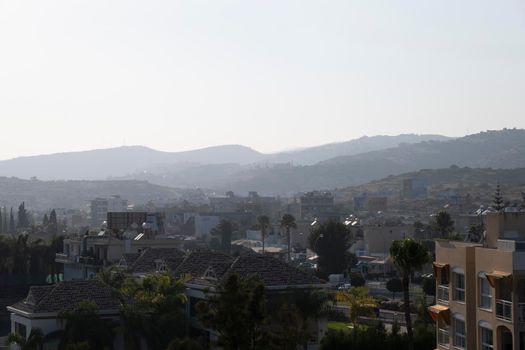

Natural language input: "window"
[453,316,466,349]
[14,322,26,339]
[480,325,493,350]
[454,273,465,302]
[479,275,492,310]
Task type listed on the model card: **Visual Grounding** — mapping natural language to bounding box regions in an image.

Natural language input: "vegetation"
[196,274,270,350]
[386,278,403,299]
[211,219,237,254]
[336,287,377,327]
[390,238,429,350]
[0,234,64,278]
[433,211,454,238]
[5,328,44,350]
[280,214,297,262]
[308,220,354,275]
[493,183,505,211]
[256,215,270,254]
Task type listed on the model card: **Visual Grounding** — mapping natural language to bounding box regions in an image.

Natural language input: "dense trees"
[0,234,63,278]
[308,220,354,276]
[390,238,429,350]
[197,274,270,350]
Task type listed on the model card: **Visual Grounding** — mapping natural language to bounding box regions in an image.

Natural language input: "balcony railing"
[518,303,525,322]
[437,285,450,304]
[55,253,75,263]
[496,299,512,322]
[437,328,449,348]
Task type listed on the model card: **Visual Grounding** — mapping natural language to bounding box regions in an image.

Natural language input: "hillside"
[0,177,184,210]
[263,134,451,165]
[0,134,447,180]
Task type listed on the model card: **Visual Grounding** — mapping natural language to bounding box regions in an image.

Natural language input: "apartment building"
[430,211,525,350]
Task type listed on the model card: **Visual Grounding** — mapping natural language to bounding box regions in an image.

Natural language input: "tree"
[166,338,204,350]
[257,215,270,254]
[433,211,454,238]
[17,202,30,229]
[9,207,16,233]
[280,214,297,262]
[467,223,484,242]
[43,214,49,226]
[493,183,504,211]
[196,274,270,350]
[117,273,189,350]
[3,207,8,233]
[336,287,377,327]
[6,328,44,350]
[57,300,117,350]
[390,238,429,350]
[212,219,236,255]
[49,209,58,235]
[308,220,353,275]
[350,273,365,288]
[386,278,403,299]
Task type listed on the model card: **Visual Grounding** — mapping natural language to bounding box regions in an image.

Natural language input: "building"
[300,191,335,220]
[89,196,128,227]
[7,280,120,349]
[430,211,525,350]
[107,211,147,231]
[56,234,182,280]
[401,178,428,200]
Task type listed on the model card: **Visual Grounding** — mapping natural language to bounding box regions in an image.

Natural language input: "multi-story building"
[89,195,128,227]
[430,211,525,350]
[300,191,335,220]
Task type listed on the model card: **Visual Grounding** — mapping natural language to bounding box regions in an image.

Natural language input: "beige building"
[431,211,525,350]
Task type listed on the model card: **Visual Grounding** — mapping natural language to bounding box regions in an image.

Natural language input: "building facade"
[431,211,525,350]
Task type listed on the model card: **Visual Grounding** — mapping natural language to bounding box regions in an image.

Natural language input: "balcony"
[437,285,449,304]
[437,328,449,348]
[55,253,75,264]
[496,299,512,322]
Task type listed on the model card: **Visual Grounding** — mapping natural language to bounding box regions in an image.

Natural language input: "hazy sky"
[0,0,524,159]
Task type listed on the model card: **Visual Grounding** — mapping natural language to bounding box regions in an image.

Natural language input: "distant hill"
[264,134,452,165]
[346,166,525,201]
[0,177,184,210]
[208,129,525,195]
[0,145,263,180]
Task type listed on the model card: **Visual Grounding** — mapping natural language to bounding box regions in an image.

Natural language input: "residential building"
[56,234,182,280]
[299,191,335,220]
[89,195,128,227]
[7,280,121,349]
[430,211,525,350]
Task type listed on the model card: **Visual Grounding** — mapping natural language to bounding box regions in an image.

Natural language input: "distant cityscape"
[0,129,525,350]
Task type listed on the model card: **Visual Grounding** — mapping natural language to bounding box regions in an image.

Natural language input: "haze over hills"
[0,134,448,180]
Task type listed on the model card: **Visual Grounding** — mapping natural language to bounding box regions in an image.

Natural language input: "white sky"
[0,0,524,159]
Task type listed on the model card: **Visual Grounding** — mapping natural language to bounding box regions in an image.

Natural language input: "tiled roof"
[174,250,234,279]
[222,255,325,287]
[10,280,120,314]
[129,248,186,274]
[120,252,141,267]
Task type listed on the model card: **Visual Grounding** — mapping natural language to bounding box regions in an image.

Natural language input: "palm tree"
[257,215,270,254]
[336,287,377,328]
[280,214,297,262]
[390,238,429,350]
[6,328,44,350]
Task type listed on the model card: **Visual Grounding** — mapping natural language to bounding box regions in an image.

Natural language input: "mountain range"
[0,129,524,196]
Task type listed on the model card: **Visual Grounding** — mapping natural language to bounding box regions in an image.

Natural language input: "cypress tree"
[9,207,15,233]
[17,201,29,228]
[49,209,58,234]
[43,213,49,226]
[2,207,7,233]
[0,207,3,234]
[493,183,504,211]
